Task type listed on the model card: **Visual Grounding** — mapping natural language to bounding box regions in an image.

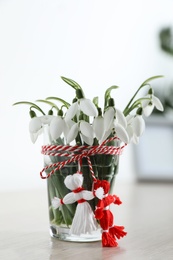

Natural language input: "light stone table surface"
[0,181,173,260]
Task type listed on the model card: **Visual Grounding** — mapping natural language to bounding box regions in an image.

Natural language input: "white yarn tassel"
[70,201,98,235]
[95,187,104,200]
[51,172,98,236]
[64,173,83,190]
[52,197,61,209]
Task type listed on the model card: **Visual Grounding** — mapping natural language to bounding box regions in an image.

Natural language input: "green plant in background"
[159,27,173,56]
[149,27,173,115]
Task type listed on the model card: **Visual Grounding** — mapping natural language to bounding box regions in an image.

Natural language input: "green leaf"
[61,76,81,90]
[105,85,119,99]
[104,85,119,108]
[141,75,164,86]
[46,97,70,108]
[93,96,99,107]
[13,101,45,115]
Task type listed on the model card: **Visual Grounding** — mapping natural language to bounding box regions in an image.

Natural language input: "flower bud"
[97,107,102,116]
[148,88,153,95]
[48,109,53,115]
[76,89,84,99]
[136,107,143,115]
[108,98,115,107]
[29,110,36,118]
[72,97,78,103]
[58,109,63,116]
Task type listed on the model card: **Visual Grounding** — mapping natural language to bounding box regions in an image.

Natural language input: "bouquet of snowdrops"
[13,75,164,229]
[14,75,163,146]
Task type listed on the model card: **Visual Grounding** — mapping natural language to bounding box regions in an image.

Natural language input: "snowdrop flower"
[93,115,104,141]
[49,116,69,141]
[142,89,164,117]
[65,89,98,122]
[29,115,54,143]
[49,109,70,141]
[93,108,105,141]
[102,106,129,143]
[66,120,94,145]
[126,109,145,144]
[132,115,145,136]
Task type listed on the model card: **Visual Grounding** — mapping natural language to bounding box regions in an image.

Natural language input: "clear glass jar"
[43,126,119,242]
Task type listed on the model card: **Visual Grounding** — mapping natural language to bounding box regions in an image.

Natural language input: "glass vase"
[43,126,119,242]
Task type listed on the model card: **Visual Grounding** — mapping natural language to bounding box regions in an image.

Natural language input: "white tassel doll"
[52,172,98,236]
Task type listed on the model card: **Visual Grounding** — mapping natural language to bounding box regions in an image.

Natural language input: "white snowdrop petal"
[132,116,140,136]
[50,117,65,140]
[132,116,145,136]
[126,125,134,142]
[80,121,94,139]
[66,123,78,143]
[116,109,127,128]
[33,128,43,143]
[104,107,115,131]
[152,95,164,111]
[114,123,129,143]
[99,128,112,144]
[80,98,98,117]
[63,122,70,140]
[126,114,134,124]
[143,104,154,117]
[29,117,42,133]
[30,133,38,144]
[65,119,75,128]
[132,134,139,144]
[81,133,93,145]
[65,102,78,121]
[141,98,149,108]
[40,115,55,124]
[93,117,104,140]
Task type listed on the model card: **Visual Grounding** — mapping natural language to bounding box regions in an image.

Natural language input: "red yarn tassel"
[94,207,104,219]
[93,180,127,247]
[109,225,127,239]
[113,195,122,205]
[102,231,118,247]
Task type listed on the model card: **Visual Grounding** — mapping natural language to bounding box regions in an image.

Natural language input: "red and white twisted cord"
[40,137,127,179]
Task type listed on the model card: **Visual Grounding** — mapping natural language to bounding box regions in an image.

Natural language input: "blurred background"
[1,0,173,191]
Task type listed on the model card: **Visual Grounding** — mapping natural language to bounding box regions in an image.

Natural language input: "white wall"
[1,0,173,191]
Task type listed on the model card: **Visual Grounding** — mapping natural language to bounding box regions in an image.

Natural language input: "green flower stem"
[61,76,82,90]
[47,167,77,226]
[123,97,151,116]
[46,97,70,109]
[36,99,59,112]
[104,85,119,109]
[46,152,119,227]
[13,101,45,115]
[123,75,163,116]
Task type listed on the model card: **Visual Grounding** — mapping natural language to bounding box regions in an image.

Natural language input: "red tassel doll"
[94,180,127,247]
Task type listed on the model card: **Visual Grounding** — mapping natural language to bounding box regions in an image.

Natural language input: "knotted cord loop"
[40,136,127,179]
